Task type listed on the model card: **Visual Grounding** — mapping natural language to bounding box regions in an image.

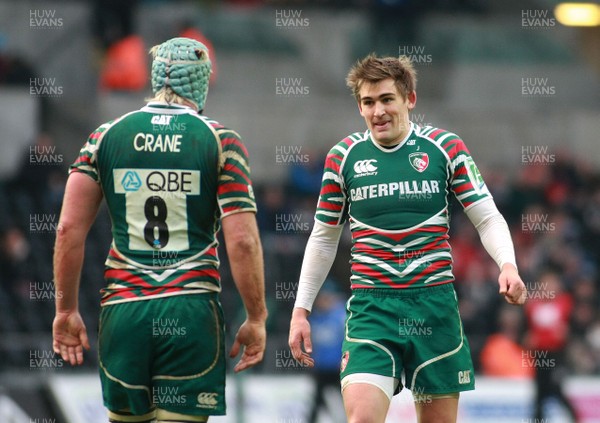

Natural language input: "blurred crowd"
[0,132,598,381]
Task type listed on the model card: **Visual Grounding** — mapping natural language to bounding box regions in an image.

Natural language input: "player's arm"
[53,172,103,365]
[221,211,267,372]
[289,143,348,365]
[216,127,267,372]
[465,199,527,305]
[289,221,344,367]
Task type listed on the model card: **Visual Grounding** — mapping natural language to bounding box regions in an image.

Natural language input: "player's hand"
[229,319,266,373]
[288,307,315,368]
[498,263,527,305]
[52,310,90,366]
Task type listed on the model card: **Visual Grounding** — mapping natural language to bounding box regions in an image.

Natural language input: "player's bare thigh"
[342,382,390,423]
[414,394,459,423]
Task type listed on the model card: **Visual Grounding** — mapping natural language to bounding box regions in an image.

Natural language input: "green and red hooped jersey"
[70,102,256,305]
[315,122,491,290]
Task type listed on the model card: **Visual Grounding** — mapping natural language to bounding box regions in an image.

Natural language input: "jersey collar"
[368,122,416,153]
[142,102,198,115]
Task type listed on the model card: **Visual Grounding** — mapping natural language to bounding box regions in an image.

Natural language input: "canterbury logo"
[197,392,218,407]
[353,159,378,174]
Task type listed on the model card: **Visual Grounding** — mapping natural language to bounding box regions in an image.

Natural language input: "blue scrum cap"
[151,37,212,110]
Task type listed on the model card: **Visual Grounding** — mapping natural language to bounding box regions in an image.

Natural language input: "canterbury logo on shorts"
[197,392,218,408]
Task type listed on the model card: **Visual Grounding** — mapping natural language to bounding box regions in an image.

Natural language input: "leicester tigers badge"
[409,152,429,173]
[340,351,350,372]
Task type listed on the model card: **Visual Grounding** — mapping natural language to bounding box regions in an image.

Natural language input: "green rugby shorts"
[98,293,226,417]
[340,283,475,395]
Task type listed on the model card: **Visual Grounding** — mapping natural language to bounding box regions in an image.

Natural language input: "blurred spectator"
[287,148,326,198]
[524,269,579,422]
[99,35,148,91]
[92,0,139,50]
[480,305,533,378]
[0,54,36,86]
[307,280,346,423]
[504,166,549,224]
[0,226,33,300]
[13,133,66,208]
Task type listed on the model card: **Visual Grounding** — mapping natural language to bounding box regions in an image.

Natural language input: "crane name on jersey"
[350,180,440,202]
[133,132,183,153]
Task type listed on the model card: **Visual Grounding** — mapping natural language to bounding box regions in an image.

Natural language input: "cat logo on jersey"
[151,114,173,125]
[409,152,429,173]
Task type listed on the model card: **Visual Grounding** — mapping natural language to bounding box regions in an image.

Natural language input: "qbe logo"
[121,170,142,191]
[353,159,378,178]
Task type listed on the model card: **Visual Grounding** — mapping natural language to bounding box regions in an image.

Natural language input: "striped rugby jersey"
[316,122,491,289]
[70,102,256,305]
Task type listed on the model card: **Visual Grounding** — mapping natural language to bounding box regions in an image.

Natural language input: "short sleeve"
[69,123,110,182]
[314,143,348,226]
[448,137,492,210]
[217,129,257,217]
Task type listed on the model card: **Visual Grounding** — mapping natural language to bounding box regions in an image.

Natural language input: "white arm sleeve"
[464,199,517,270]
[293,221,344,312]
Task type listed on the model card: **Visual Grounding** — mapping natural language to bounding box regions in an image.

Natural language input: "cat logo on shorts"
[340,351,350,372]
[197,392,218,409]
[409,152,429,173]
[458,370,471,384]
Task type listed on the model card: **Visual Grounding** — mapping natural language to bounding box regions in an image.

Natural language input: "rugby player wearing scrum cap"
[53,37,267,423]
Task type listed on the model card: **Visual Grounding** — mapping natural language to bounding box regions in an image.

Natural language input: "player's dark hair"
[346,54,417,101]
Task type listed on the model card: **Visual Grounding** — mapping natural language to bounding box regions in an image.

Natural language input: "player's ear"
[357,99,365,116]
[407,91,417,110]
